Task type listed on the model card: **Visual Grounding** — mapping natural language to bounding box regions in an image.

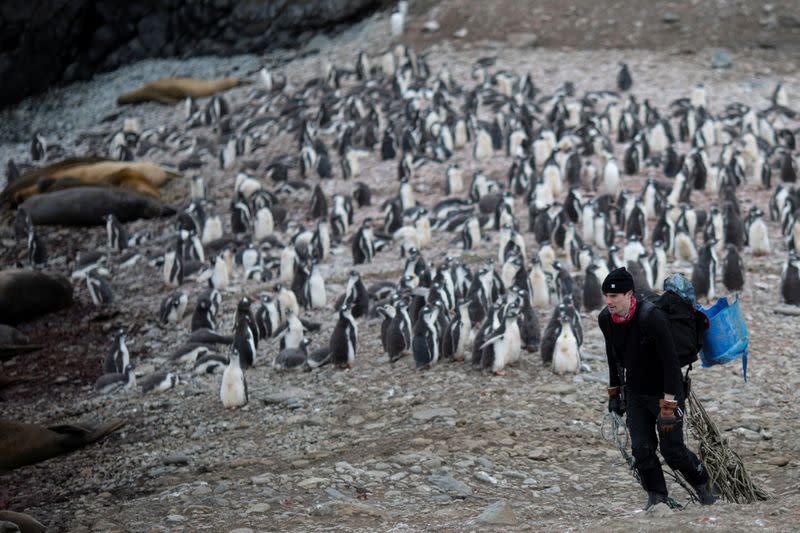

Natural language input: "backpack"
[637,290,709,368]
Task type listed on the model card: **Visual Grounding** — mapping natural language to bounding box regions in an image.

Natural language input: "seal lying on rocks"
[0,418,125,471]
[117,77,245,105]
[0,269,73,325]
[19,187,176,226]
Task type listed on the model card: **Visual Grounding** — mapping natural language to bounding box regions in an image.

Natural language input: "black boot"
[693,481,718,505]
[644,491,669,510]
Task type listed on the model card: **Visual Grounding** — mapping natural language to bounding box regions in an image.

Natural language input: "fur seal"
[117,77,244,105]
[0,418,125,471]
[0,511,46,533]
[19,187,175,226]
[1,158,179,207]
[0,270,73,325]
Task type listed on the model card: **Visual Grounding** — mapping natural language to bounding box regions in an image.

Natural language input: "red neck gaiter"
[611,296,637,324]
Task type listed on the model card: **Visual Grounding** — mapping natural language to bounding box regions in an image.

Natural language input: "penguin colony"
[5,27,800,406]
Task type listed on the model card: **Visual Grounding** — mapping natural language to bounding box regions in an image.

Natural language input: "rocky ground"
[2,2,800,532]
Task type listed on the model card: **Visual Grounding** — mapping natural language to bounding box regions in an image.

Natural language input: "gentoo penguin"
[480,307,522,375]
[105,214,128,252]
[747,209,770,256]
[330,305,358,369]
[445,164,464,194]
[103,327,129,374]
[353,218,376,264]
[722,244,745,292]
[169,342,212,364]
[256,293,281,340]
[442,300,472,362]
[163,246,183,287]
[552,307,581,375]
[202,215,224,244]
[191,297,217,331]
[617,62,632,91]
[220,347,248,408]
[723,201,745,249]
[309,184,328,219]
[692,241,718,302]
[339,270,370,318]
[94,363,136,395]
[140,372,179,394]
[86,269,114,306]
[159,290,188,324]
[781,251,800,304]
[210,253,230,290]
[583,264,604,311]
[412,305,440,370]
[273,338,311,370]
[304,260,327,309]
[26,229,47,268]
[193,353,229,375]
[529,258,551,309]
[233,314,257,369]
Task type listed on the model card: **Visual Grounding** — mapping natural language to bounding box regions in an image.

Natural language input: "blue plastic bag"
[698,296,749,381]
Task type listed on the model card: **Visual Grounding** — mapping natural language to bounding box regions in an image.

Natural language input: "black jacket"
[599,300,684,397]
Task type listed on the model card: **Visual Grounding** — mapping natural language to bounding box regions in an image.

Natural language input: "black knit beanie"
[602,267,634,294]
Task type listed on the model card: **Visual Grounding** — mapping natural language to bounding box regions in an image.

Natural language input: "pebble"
[767,456,789,467]
[474,471,498,485]
[645,502,672,517]
[298,477,328,488]
[166,515,186,523]
[228,529,254,533]
[477,500,517,526]
[246,503,271,514]
[250,474,272,485]
[712,48,733,69]
[422,20,440,33]
[428,473,473,497]
[162,453,190,466]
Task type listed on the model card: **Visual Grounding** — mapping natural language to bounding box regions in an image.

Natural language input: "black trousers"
[626,392,708,495]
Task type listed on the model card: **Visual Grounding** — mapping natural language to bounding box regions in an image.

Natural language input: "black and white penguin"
[309,184,328,219]
[193,353,229,375]
[163,241,184,288]
[169,342,212,364]
[692,241,718,302]
[480,307,521,375]
[191,297,217,332]
[723,201,745,249]
[159,290,188,324]
[94,363,136,395]
[230,198,251,234]
[352,218,376,264]
[353,181,372,207]
[442,300,472,362]
[86,269,114,306]
[26,228,47,268]
[340,270,370,318]
[31,132,46,161]
[233,313,257,370]
[583,263,604,312]
[330,305,358,369]
[445,164,464,194]
[304,260,327,309]
[722,244,745,292]
[617,62,632,91]
[551,306,581,375]
[105,214,128,252]
[747,209,770,256]
[781,251,800,304]
[272,338,312,370]
[220,346,248,408]
[255,293,281,340]
[412,305,440,370]
[140,372,179,394]
[103,327,129,374]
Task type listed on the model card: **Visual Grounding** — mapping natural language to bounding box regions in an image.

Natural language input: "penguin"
[276,284,300,324]
[441,299,472,362]
[105,214,128,252]
[304,260,327,309]
[309,184,328,219]
[650,240,669,292]
[233,313,257,369]
[30,132,46,161]
[202,215,224,244]
[210,254,230,290]
[461,216,481,250]
[169,342,212,364]
[103,327,129,374]
[617,62,632,91]
[273,338,312,370]
[377,303,396,356]
[552,307,581,375]
[255,293,281,340]
[94,364,136,395]
[159,290,188,324]
[193,353,229,375]
[747,209,770,256]
[723,201,745,249]
[480,307,521,375]
[352,218,376,264]
[445,164,464,194]
[339,270,370,318]
[254,207,275,241]
[330,305,358,369]
[86,269,114,307]
[583,263,604,312]
[190,175,206,200]
[692,241,718,302]
[780,251,800,305]
[163,246,183,288]
[529,258,551,309]
[353,181,372,207]
[230,198,251,234]
[140,372,179,394]
[412,305,440,370]
[473,126,493,160]
[722,244,745,292]
[191,297,217,332]
[26,228,47,268]
[220,346,248,408]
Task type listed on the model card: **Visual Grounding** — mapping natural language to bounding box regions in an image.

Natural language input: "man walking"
[598,267,715,509]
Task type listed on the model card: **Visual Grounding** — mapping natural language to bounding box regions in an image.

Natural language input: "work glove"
[657,398,681,433]
[607,386,625,416]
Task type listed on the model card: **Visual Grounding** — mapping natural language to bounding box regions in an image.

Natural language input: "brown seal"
[0,270,73,325]
[0,158,179,207]
[0,418,125,471]
[19,186,176,227]
[117,77,244,105]
[0,510,46,533]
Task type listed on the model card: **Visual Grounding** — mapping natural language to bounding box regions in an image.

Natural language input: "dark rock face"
[0,0,383,108]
